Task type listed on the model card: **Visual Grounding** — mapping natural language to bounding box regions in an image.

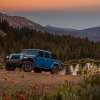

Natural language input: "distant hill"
[0,12,100,41]
[79,27,100,41]
[46,25,100,42]
[0,12,45,32]
[45,25,77,34]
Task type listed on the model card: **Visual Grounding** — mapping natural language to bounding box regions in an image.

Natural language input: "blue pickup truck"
[5,49,64,73]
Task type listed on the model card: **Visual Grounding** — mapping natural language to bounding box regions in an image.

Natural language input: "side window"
[45,52,50,58]
[52,54,57,59]
[38,51,44,57]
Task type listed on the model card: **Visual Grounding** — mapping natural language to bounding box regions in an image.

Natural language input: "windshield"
[11,55,20,60]
[21,49,38,55]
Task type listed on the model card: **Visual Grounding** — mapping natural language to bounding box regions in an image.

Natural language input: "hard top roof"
[22,49,52,53]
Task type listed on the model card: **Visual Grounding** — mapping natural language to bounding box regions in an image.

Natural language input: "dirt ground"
[0,70,81,94]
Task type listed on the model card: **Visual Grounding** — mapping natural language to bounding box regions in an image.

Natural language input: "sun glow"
[0,0,100,11]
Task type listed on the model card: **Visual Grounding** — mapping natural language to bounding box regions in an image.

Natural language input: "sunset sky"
[0,0,100,29]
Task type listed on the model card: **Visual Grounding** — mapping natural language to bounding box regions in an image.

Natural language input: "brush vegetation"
[0,72,100,100]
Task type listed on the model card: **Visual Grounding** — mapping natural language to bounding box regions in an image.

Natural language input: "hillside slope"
[1,12,100,41]
[46,25,100,41]
[0,12,45,31]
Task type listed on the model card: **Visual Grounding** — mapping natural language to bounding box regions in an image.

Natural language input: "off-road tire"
[22,61,33,72]
[51,65,59,74]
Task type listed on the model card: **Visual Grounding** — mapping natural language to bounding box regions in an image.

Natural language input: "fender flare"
[51,62,64,70]
[51,62,59,69]
[22,58,34,63]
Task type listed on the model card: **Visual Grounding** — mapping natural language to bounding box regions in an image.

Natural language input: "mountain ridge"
[0,12,45,32]
[46,25,100,41]
[0,12,100,41]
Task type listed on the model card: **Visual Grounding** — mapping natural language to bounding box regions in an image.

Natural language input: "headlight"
[23,56,28,59]
[6,56,9,59]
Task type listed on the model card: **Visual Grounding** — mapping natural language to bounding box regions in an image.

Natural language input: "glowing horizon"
[0,0,100,29]
[0,0,100,12]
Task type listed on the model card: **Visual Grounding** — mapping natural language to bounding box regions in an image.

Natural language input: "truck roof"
[10,53,24,55]
[22,49,52,54]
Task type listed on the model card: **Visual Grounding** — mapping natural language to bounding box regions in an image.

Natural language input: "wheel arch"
[51,62,59,69]
[51,62,64,70]
[22,58,34,63]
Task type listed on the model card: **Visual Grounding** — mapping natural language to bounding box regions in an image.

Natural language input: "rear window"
[51,54,57,59]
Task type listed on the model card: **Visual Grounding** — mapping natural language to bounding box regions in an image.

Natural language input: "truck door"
[44,52,53,69]
[35,51,46,68]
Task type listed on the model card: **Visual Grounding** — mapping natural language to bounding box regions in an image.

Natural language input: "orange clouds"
[0,0,100,11]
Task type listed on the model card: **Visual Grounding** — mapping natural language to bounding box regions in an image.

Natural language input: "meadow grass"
[0,72,99,100]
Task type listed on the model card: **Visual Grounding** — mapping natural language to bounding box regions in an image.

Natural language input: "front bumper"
[6,60,22,67]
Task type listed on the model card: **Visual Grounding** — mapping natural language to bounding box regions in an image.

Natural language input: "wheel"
[51,65,59,74]
[5,63,16,71]
[22,61,33,72]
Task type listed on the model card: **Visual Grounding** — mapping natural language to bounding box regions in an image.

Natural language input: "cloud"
[0,0,100,12]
